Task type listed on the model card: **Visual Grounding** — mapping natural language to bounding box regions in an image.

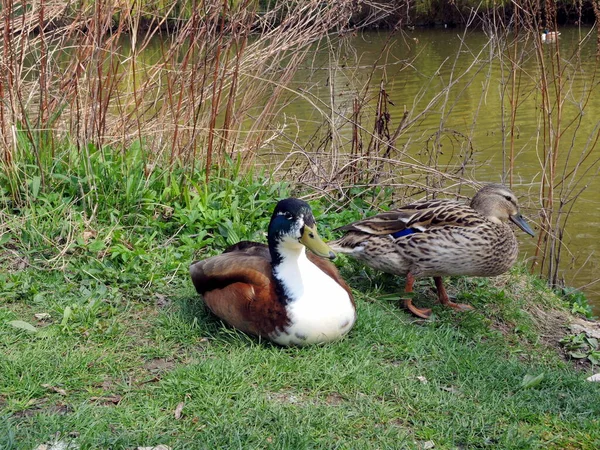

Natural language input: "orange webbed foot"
[444,300,475,312]
[403,299,432,319]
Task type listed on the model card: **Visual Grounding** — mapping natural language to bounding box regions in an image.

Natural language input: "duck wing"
[223,241,270,257]
[189,242,287,337]
[336,199,481,237]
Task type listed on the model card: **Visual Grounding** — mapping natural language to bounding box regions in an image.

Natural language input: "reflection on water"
[275,27,600,312]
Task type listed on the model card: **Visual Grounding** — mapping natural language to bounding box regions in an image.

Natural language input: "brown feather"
[190,241,354,339]
[336,200,483,236]
[329,185,533,319]
[190,247,287,337]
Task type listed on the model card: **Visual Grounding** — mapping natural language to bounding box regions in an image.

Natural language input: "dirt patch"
[89,395,122,406]
[266,391,304,405]
[136,355,184,385]
[491,317,513,337]
[120,308,160,347]
[0,248,30,272]
[45,404,72,415]
[12,399,72,419]
[324,393,345,406]
[154,293,172,309]
[100,378,118,391]
[486,272,599,370]
[528,305,597,370]
[265,391,347,407]
[143,357,177,374]
[528,305,572,349]
[90,377,124,398]
[387,418,407,428]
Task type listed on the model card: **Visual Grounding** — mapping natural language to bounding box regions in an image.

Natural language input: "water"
[39,26,600,312]
[268,27,600,312]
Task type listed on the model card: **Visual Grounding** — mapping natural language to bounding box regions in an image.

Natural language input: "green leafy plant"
[558,287,595,320]
[560,333,600,365]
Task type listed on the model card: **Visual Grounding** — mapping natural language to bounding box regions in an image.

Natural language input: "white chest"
[270,251,356,346]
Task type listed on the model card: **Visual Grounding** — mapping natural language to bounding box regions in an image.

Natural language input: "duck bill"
[300,225,336,260]
[510,213,535,237]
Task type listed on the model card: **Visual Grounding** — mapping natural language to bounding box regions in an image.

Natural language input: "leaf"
[61,306,72,326]
[378,293,403,301]
[88,239,105,252]
[34,441,77,450]
[0,232,11,246]
[174,401,185,420]
[586,373,600,382]
[42,384,67,396]
[7,320,38,333]
[587,351,600,365]
[31,176,41,199]
[519,373,545,389]
[90,394,122,405]
[82,230,96,244]
[569,352,588,359]
[36,327,57,338]
[34,313,52,320]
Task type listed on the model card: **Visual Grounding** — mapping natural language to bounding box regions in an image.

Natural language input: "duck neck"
[470,200,502,226]
[269,239,306,305]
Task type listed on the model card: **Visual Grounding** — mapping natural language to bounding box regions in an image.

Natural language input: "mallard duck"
[541,30,560,43]
[190,198,356,346]
[329,184,535,319]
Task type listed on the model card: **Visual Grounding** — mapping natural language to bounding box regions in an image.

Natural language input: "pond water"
[269,27,600,312]
[67,25,598,312]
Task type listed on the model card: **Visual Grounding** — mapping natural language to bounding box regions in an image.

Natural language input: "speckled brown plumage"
[330,184,535,318]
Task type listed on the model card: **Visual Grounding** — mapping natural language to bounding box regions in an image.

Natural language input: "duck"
[541,29,560,43]
[190,198,356,346]
[329,184,535,319]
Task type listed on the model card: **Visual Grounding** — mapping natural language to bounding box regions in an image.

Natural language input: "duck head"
[470,184,535,236]
[268,198,336,261]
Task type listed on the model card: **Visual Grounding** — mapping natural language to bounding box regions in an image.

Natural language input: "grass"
[1,148,599,449]
[2,2,600,447]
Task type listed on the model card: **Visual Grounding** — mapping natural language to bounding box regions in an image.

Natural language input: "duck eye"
[504,195,512,202]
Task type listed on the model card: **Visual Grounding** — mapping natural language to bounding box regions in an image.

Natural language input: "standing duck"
[190,198,356,346]
[329,184,535,319]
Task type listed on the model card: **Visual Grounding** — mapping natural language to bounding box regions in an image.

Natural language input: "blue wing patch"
[391,228,416,238]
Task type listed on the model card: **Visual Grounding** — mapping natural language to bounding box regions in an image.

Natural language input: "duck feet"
[434,277,474,312]
[403,298,432,319]
[443,300,475,312]
[402,272,432,319]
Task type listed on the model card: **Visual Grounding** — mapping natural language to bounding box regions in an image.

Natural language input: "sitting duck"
[190,198,356,345]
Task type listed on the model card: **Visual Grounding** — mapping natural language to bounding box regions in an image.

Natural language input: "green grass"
[1,146,599,449]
